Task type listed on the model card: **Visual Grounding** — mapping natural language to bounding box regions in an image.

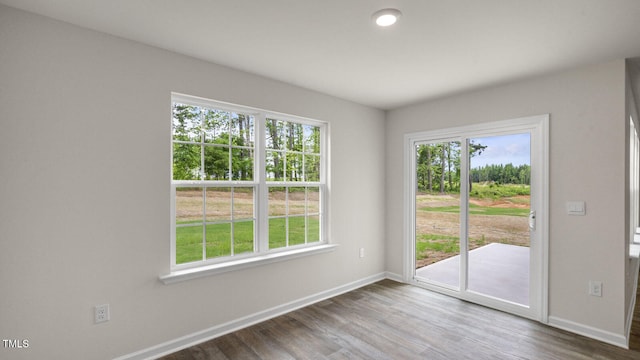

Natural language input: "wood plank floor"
[631,269,640,352]
[162,279,640,360]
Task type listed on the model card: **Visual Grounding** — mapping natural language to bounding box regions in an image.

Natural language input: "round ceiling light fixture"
[372,8,402,27]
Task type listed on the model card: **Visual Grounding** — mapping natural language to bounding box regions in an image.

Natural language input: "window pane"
[289,216,306,246]
[266,119,286,150]
[286,153,304,182]
[173,143,202,180]
[286,122,304,152]
[308,215,320,243]
[414,141,461,289]
[231,114,254,148]
[232,148,254,181]
[303,125,320,154]
[176,225,203,264]
[206,223,231,258]
[204,145,229,180]
[233,188,254,220]
[266,151,284,181]
[304,154,320,182]
[269,187,286,216]
[206,187,231,222]
[176,187,203,264]
[288,187,306,215]
[176,187,203,224]
[269,218,286,249]
[234,221,254,255]
[204,109,229,144]
[172,103,201,142]
[308,187,320,214]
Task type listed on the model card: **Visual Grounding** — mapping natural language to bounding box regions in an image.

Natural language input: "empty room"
[2,1,640,359]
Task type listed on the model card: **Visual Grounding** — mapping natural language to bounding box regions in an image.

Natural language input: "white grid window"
[171,94,327,269]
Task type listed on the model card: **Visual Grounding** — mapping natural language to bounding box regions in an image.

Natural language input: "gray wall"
[1,3,634,358]
[386,60,627,338]
[0,5,386,359]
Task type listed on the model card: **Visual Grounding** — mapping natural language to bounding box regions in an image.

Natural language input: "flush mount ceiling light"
[372,8,402,27]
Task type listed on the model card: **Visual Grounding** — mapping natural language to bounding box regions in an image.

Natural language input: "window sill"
[159,244,338,285]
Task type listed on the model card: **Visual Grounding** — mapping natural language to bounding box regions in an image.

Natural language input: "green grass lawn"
[420,203,529,217]
[176,217,319,264]
[415,234,487,260]
[416,234,460,257]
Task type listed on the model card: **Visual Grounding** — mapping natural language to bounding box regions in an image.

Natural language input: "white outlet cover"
[95,304,110,324]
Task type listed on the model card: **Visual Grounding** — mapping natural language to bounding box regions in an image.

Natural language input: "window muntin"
[171,94,326,269]
[268,186,321,250]
[265,118,322,251]
[172,103,254,181]
[265,119,321,182]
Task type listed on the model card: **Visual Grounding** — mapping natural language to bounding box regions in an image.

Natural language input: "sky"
[470,133,530,168]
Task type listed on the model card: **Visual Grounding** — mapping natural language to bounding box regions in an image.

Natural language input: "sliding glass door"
[406,115,548,320]
[466,133,531,306]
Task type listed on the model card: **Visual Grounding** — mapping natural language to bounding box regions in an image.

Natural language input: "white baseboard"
[114,272,387,360]
[384,271,404,283]
[547,316,628,349]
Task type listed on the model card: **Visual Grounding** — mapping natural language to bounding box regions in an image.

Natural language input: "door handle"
[529,210,536,231]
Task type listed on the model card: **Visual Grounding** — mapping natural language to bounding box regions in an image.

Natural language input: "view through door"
[414,140,462,290]
[414,132,532,307]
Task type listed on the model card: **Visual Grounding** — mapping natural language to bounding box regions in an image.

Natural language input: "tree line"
[470,163,530,185]
[416,142,529,194]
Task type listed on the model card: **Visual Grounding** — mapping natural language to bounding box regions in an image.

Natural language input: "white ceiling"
[2,0,640,110]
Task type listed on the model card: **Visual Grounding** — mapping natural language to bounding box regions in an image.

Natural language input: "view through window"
[171,95,326,268]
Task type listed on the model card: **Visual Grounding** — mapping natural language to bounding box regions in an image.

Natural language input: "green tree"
[266,119,283,180]
[172,104,202,180]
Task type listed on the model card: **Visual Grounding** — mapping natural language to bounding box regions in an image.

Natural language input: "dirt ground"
[415,193,530,268]
[175,187,319,222]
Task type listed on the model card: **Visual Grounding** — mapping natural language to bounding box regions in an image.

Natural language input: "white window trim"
[160,243,338,284]
[162,93,330,283]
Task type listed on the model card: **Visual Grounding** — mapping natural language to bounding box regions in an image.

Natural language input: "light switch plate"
[589,281,603,297]
[566,201,586,216]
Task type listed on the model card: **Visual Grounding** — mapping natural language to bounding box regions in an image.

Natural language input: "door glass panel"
[467,133,531,306]
[414,141,462,289]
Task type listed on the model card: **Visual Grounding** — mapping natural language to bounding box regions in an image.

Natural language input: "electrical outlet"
[589,281,603,297]
[359,248,365,258]
[95,304,110,324]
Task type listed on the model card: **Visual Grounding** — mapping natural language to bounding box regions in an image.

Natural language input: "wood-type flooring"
[162,278,640,359]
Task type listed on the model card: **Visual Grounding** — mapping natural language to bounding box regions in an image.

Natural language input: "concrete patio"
[415,242,530,306]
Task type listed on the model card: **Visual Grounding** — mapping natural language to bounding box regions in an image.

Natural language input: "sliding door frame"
[403,114,549,323]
